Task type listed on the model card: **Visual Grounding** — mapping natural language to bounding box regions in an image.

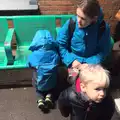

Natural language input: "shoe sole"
[37,101,45,109]
[45,99,53,109]
[38,104,45,110]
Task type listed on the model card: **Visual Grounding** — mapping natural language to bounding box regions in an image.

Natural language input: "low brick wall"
[38,0,120,37]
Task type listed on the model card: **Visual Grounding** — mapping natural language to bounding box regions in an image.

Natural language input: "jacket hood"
[27,30,60,68]
[28,50,60,68]
[97,8,104,24]
[29,30,57,51]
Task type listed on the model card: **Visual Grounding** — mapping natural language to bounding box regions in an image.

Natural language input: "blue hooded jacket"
[57,9,112,67]
[28,30,60,91]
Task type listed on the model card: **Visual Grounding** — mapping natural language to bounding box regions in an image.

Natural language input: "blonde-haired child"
[58,64,114,120]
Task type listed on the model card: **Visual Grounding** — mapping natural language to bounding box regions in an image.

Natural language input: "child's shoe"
[37,99,45,109]
[45,94,53,109]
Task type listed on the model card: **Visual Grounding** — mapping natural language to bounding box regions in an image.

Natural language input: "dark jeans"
[32,70,55,100]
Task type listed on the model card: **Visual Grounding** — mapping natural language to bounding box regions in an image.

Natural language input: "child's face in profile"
[76,7,97,28]
[81,80,107,103]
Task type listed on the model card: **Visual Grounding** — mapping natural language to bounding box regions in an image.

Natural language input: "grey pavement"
[0,68,120,120]
[0,87,68,120]
[0,87,119,120]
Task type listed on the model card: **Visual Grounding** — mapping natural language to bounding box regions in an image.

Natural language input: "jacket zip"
[84,102,92,120]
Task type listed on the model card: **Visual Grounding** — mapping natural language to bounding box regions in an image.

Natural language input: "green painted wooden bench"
[0,15,114,69]
[0,18,14,69]
[0,15,74,69]
[12,15,57,69]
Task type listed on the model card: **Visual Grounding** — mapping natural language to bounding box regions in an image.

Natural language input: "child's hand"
[72,60,81,69]
[78,63,88,70]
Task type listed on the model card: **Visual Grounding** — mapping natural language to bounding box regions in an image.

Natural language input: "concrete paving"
[0,87,69,120]
[0,87,119,120]
[112,89,120,115]
[111,73,120,115]
[0,68,120,120]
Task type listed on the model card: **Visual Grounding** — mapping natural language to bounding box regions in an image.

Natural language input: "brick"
[104,11,113,19]
[41,11,63,15]
[98,0,106,3]
[40,6,58,11]
[38,0,120,36]
[57,6,75,11]
[39,5,75,13]
[8,20,14,28]
[115,10,120,21]
[39,0,73,6]
[40,1,62,6]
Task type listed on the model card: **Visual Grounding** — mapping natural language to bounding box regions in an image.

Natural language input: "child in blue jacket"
[28,30,60,110]
[57,0,113,69]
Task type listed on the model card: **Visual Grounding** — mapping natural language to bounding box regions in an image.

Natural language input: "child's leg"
[36,89,45,100]
[45,88,55,108]
[36,89,46,109]
[32,70,45,109]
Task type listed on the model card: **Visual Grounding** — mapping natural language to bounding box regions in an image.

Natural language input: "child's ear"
[80,82,86,93]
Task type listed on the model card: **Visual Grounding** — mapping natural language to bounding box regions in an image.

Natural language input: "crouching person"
[58,64,115,120]
[28,30,60,110]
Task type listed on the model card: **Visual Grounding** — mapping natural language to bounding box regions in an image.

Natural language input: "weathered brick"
[8,20,14,28]
[115,10,120,21]
[40,5,75,11]
[38,0,120,35]
[39,0,73,6]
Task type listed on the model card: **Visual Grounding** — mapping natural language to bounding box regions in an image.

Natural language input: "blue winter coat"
[57,9,112,67]
[28,30,60,91]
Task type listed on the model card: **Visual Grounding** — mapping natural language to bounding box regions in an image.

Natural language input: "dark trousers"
[32,70,55,100]
[36,88,55,100]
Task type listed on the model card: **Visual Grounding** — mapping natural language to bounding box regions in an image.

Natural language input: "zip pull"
[84,102,92,120]
[87,107,90,112]
[87,102,92,111]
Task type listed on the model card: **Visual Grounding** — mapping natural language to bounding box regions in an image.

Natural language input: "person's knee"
[57,66,68,83]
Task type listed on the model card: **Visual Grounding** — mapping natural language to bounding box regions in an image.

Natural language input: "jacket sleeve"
[83,23,112,64]
[57,20,84,67]
[58,89,71,117]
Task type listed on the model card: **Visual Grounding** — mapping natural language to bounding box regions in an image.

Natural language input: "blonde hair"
[79,64,110,87]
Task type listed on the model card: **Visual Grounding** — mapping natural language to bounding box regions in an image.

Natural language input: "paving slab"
[0,87,68,120]
[0,67,120,120]
[112,89,120,115]
[0,87,120,120]
[111,73,120,115]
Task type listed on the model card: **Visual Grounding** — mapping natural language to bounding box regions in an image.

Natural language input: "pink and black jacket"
[58,73,114,120]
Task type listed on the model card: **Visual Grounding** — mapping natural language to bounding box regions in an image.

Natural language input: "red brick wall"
[38,0,120,36]
[38,0,76,14]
